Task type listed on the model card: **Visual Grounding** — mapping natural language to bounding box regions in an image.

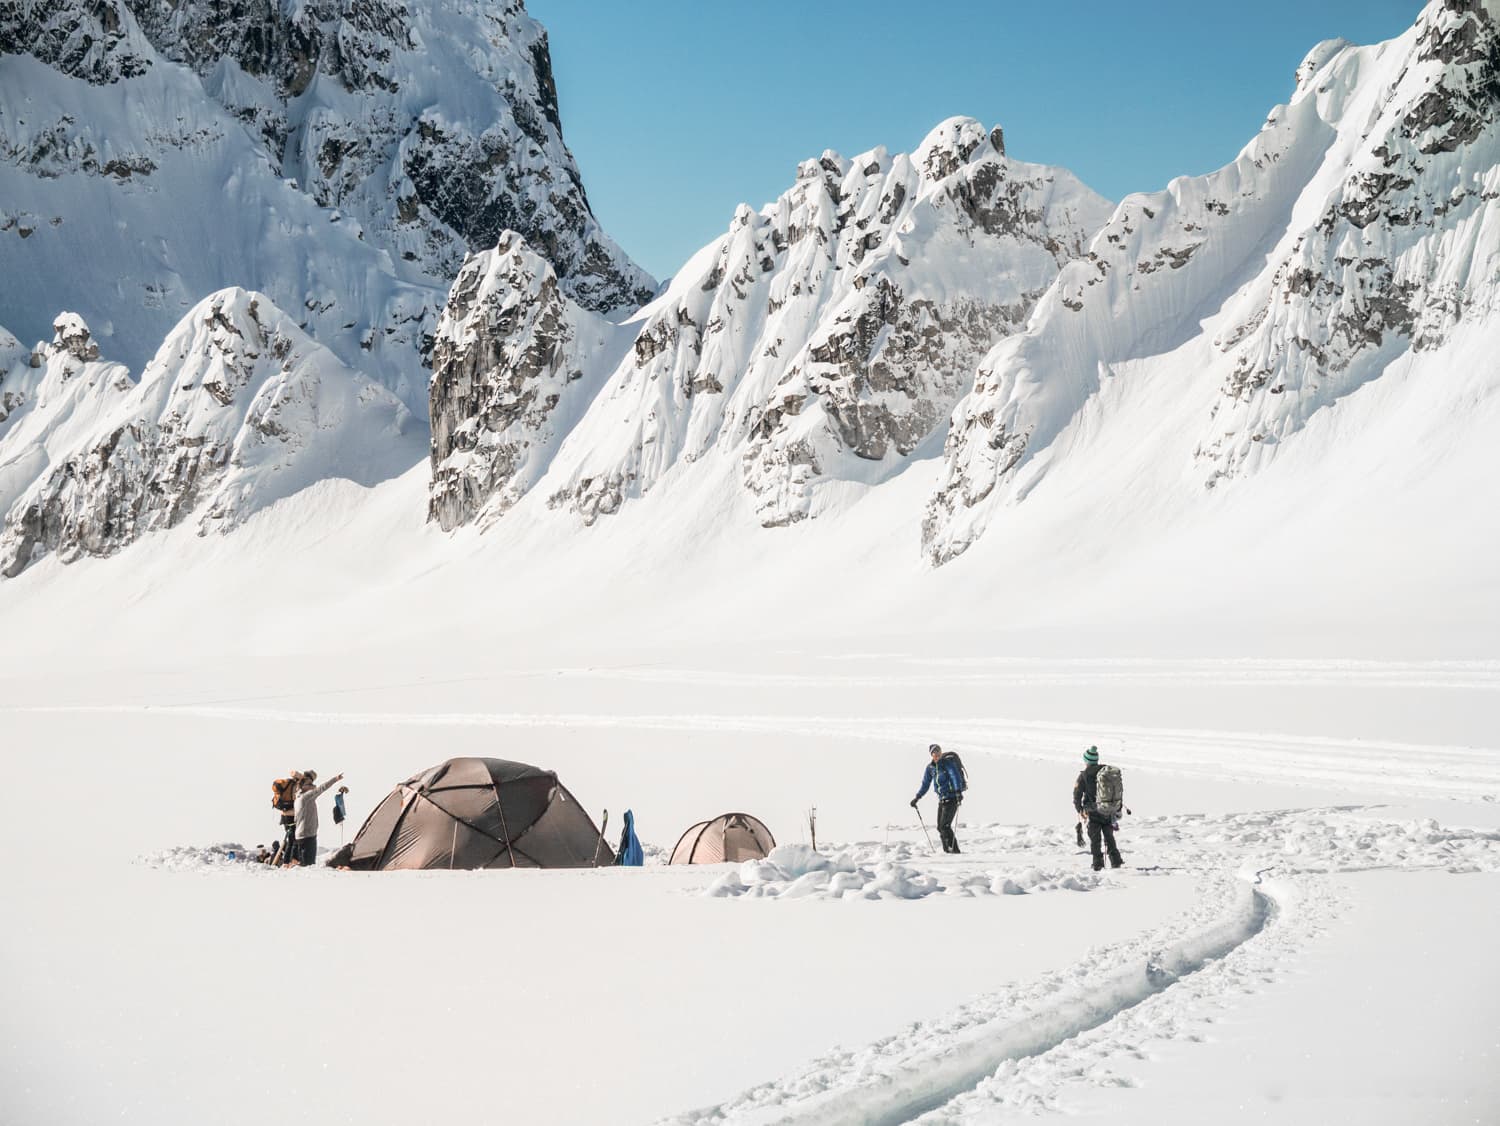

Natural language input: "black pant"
[277,819,296,866]
[1087,813,1122,869]
[937,797,961,853]
[295,836,317,867]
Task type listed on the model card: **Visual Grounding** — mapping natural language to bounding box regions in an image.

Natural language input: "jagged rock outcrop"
[0,289,419,576]
[481,118,1109,530]
[0,314,135,522]
[0,0,652,407]
[427,231,626,530]
[0,0,152,83]
[924,0,1500,565]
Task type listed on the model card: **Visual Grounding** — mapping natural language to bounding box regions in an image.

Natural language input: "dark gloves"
[909,798,919,809]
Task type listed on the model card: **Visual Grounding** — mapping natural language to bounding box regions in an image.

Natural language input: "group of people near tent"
[253,740,1125,872]
[255,755,778,872]
[259,769,348,866]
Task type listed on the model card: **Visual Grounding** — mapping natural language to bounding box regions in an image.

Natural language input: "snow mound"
[704,843,1105,901]
[139,842,272,871]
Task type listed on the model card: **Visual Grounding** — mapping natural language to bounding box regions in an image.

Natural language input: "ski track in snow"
[657,809,1500,1125]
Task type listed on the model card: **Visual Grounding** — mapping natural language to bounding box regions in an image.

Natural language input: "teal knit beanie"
[1083,746,1099,763]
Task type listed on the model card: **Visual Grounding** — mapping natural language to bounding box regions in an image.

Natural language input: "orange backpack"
[271,777,299,813]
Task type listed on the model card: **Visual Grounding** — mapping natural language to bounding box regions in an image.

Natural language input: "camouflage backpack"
[1094,765,1124,817]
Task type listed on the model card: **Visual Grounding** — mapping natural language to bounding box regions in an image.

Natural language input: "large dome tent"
[669,812,776,864]
[347,757,613,870]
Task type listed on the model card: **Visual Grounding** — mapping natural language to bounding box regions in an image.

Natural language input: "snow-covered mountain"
[0,0,653,407]
[0,289,419,576]
[427,231,631,530]
[1,0,1495,586]
[923,0,1500,563]
[430,118,1111,530]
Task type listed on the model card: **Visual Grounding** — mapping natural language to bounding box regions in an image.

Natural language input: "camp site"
[3,0,1498,1123]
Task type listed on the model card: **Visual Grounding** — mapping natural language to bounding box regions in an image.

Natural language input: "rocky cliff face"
[0,0,153,83]
[1199,0,1500,484]
[123,0,653,312]
[427,117,1110,531]
[924,0,1500,564]
[0,289,419,576]
[0,0,653,407]
[427,231,626,530]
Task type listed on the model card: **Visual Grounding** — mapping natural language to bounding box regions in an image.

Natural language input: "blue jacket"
[915,755,965,801]
[615,809,644,867]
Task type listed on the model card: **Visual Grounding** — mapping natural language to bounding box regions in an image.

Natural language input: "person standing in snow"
[1073,746,1123,871]
[911,743,967,854]
[291,771,346,867]
[272,770,303,866]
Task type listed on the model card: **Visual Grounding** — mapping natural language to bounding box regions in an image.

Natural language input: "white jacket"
[294,776,339,839]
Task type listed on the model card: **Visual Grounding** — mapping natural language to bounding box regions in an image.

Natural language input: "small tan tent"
[347,757,612,870]
[669,812,776,864]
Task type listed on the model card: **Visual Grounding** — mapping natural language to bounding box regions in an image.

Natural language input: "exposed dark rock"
[0,0,152,83]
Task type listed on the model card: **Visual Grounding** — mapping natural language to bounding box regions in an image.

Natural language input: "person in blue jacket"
[911,743,967,853]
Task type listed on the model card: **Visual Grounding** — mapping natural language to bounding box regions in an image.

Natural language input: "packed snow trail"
[655,809,1500,1125]
[659,874,1273,1126]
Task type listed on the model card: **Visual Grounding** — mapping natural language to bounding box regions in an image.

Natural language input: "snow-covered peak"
[924,0,1500,564]
[1293,38,1353,97]
[49,312,100,363]
[0,288,420,576]
[914,116,994,181]
[421,119,1111,530]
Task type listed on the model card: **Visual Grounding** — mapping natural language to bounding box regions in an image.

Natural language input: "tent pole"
[490,777,519,868]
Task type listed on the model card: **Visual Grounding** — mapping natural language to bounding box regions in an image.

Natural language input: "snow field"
[661,806,1500,1124]
[0,709,1197,1126]
[2,654,1497,1125]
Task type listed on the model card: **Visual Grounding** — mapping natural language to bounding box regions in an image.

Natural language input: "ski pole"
[595,809,609,867]
[914,805,936,851]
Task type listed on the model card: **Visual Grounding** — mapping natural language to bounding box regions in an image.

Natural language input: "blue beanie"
[1083,746,1099,763]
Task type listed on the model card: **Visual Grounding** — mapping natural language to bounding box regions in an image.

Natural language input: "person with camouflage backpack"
[1073,746,1124,871]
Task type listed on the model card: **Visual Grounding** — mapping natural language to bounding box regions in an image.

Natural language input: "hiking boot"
[1110,859,1124,869]
[1091,862,1103,872]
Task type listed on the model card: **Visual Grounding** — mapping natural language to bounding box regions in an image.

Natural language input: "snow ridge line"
[3,702,1491,760]
[548,662,1500,691]
[4,704,1494,799]
[659,874,1274,1126]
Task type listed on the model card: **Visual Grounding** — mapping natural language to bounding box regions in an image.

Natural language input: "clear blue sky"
[528,0,1422,282]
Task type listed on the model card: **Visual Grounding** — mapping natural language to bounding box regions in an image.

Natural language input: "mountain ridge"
[0,0,1494,593]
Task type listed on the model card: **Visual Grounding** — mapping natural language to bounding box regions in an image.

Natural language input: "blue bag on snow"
[615,809,644,866]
